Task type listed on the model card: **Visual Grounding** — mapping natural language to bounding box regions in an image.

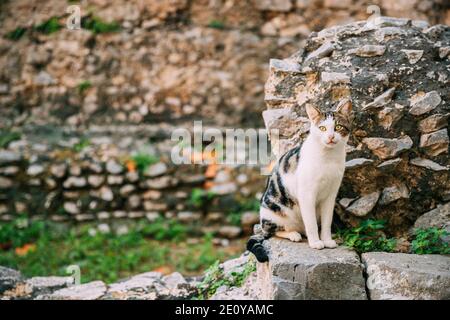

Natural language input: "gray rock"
[88,175,105,188]
[143,162,168,177]
[401,49,423,64]
[345,158,374,169]
[210,182,237,195]
[346,191,380,217]
[363,136,413,159]
[99,186,114,201]
[409,91,442,116]
[63,202,79,215]
[34,71,55,86]
[321,72,350,84]
[106,272,161,300]
[372,17,410,28]
[27,164,44,177]
[412,20,429,29]
[107,175,124,185]
[0,177,13,189]
[162,272,187,290]
[353,45,386,57]
[375,27,405,42]
[39,281,107,300]
[0,266,23,293]
[218,226,242,239]
[50,163,67,178]
[363,87,395,110]
[141,176,174,189]
[119,184,136,196]
[255,0,292,11]
[438,46,450,59]
[25,276,73,296]
[270,58,301,72]
[0,151,21,164]
[379,184,409,205]
[69,164,82,176]
[410,158,448,171]
[241,211,259,227]
[419,129,449,156]
[88,162,103,174]
[143,201,166,211]
[339,197,355,208]
[305,42,334,61]
[417,113,449,133]
[177,211,201,222]
[377,104,404,129]
[414,202,450,230]
[63,176,87,189]
[0,166,19,176]
[377,158,402,171]
[257,239,367,300]
[126,171,139,183]
[362,252,450,300]
[106,160,123,175]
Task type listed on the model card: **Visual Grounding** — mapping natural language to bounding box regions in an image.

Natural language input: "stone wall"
[0,125,262,239]
[0,0,448,128]
[263,18,449,236]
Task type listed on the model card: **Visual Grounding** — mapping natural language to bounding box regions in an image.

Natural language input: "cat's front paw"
[323,240,338,248]
[308,240,324,250]
[288,232,302,242]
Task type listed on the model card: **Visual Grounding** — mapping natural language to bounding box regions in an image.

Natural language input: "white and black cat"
[248,99,353,262]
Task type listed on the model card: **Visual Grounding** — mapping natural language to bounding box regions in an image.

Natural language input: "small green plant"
[189,188,216,208]
[228,212,242,226]
[411,227,450,255]
[240,198,260,212]
[208,20,225,30]
[0,216,46,249]
[82,16,120,34]
[131,152,158,174]
[196,258,256,299]
[35,17,62,34]
[226,198,260,226]
[73,137,90,152]
[0,130,21,148]
[0,218,241,284]
[77,80,92,94]
[139,218,189,241]
[337,219,397,254]
[6,27,26,40]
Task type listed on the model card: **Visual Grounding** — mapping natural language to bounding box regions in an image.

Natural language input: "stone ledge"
[256,239,367,300]
[362,252,450,300]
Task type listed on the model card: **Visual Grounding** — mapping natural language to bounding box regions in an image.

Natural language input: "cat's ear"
[305,104,322,124]
[336,99,352,117]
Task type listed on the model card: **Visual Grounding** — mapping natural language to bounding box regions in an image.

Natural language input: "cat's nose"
[327,135,335,142]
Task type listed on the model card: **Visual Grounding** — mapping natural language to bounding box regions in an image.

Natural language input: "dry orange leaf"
[205,163,218,178]
[153,266,172,275]
[15,243,36,256]
[204,181,214,189]
[126,160,136,173]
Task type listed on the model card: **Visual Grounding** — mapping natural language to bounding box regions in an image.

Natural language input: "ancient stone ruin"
[263,17,450,236]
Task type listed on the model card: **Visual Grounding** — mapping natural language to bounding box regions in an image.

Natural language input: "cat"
[247,99,353,262]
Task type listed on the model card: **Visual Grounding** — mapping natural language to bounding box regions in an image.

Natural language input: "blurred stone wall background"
[0,0,448,128]
[0,0,448,237]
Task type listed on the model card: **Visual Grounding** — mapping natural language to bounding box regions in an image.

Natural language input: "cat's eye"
[335,125,343,130]
[319,126,326,131]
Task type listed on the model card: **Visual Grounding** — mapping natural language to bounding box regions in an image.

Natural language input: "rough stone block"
[256,238,367,300]
[362,252,450,300]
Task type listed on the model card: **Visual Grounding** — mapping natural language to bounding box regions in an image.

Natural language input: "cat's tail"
[247,219,279,262]
[246,234,270,263]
